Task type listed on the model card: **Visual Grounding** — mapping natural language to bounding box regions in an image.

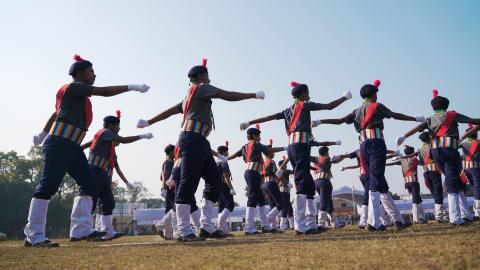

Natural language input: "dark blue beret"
[431,96,449,111]
[418,132,431,142]
[318,146,329,155]
[360,84,378,99]
[247,128,261,136]
[69,60,92,76]
[291,84,309,97]
[188,65,208,78]
[103,116,120,125]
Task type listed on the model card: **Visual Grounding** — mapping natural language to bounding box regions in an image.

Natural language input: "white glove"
[230,189,236,196]
[391,156,401,162]
[311,120,322,128]
[128,84,150,93]
[218,155,228,163]
[139,132,154,139]
[165,179,176,189]
[137,119,150,128]
[33,131,48,146]
[415,115,425,122]
[160,188,167,199]
[331,155,341,162]
[396,136,406,146]
[335,140,342,146]
[255,91,265,99]
[342,90,352,100]
[126,182,134,190]
[395,149,403,156]
[240,122,250,130]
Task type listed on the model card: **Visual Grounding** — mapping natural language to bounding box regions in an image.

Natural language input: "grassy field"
[1,222,479,270]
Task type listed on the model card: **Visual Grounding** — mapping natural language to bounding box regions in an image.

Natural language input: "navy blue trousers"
[280,192,293,218]
[287,143,315,197]
[261,181,284,211]
[172,166,198,213]
[165,189,175,213]
[315,179,333,213]
[360,139,389,193]
[423,171,444,204]
[405,182,422,204]
[360,174,369,206]
[218,182,235,213]
[84,166,115,215]
[465,168,480,199]
[175,132,221,205]
[244,170,266,207]
[34,135,95,200]
[430,147,463,193]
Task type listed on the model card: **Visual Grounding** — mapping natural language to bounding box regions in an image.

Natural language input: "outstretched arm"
[385,161,401,167]
[310,141,340,147]
[138,102,183,128]
[397,122,428,146]
[113,133,153,144]
[91,84,149,97]
[455,114,480,126]
[318,96,350,111]
[314,115,352,126]
[331,154,350,164]
[241,113,280,130]
[341,164,360,171]
[227,149,243,160]
[213,90,258,101]
[390,112,417,122]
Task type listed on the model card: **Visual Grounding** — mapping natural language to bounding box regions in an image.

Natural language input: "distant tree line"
[0,147,161,239]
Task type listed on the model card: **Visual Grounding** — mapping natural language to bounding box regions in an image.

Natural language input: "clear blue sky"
[1,0,479,206]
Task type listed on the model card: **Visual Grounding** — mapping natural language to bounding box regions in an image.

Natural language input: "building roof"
[332,186,364,197]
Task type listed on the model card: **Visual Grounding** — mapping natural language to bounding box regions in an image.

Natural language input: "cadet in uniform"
[228,126,285,234]
[137,58,265,241]
[315,80,424,231]
[241,81,351,234]
[26,55,150,247]
[397,89,480,225]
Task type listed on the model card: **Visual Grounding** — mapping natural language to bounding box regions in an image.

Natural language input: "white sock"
[359,205,368,227]
[368,191,382,228]
[191,209,201,233]
[448,193,462,224]
[176,204,193,237]
[257,205,271,230]
[267,207,280,229]
[163,210,174,239]
[306,199,317,230]
[294,194,307,232]
[101,215,117,239]
[380,192,404,224]
[24,198,49,244]
[200,199,215,233]
[70,196,95,238]
[459,191,473,220]
[245,207,257,233]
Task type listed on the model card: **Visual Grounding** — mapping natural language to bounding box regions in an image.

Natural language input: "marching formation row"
[25,55,480,247]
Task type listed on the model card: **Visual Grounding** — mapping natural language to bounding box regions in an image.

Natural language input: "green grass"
[1,222,479,270]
